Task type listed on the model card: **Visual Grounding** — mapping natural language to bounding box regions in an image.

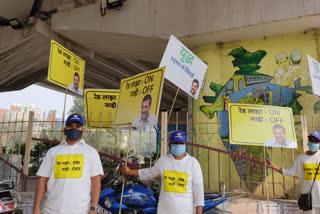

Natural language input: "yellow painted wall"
[192,30,320,198]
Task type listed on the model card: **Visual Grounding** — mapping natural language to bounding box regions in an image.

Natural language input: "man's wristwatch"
[90,206,98,213]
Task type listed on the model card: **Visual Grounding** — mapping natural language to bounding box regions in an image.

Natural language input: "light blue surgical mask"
[307,141,320,152]
[170,144,186,156]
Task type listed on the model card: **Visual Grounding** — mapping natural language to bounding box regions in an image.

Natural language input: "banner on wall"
[307,55,320,96]
[228,103,297,148]
[159,35,208,99]
[114,67,165,128]
[48,40,85,96]
[84,89,119,129]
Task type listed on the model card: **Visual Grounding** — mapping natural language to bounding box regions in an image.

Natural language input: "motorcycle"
[99,160,229,214]
[0,180,20,214]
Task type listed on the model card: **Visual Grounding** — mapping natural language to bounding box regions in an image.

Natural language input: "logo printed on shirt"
[303,163,320,180]
[54,154,84,179]
[163,170,188,193]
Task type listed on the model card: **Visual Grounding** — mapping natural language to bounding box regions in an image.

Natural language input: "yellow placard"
[48,40,85,96]
[54,154,84,179]
[303,163,320,180]
[114,67,165,127]
[163,170,188,193]
[84,89,119,129]
[228,103,297,147]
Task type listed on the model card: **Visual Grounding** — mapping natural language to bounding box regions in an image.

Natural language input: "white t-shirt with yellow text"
[282,151,320,207]
[36,139,103,214]
[138,153,204,214]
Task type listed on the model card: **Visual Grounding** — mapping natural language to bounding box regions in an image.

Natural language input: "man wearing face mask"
[266,131,320,214]
[122,131,204,214]
[33,113,104,214]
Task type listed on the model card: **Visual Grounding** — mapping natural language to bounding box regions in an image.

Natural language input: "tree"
[68,96,86,123]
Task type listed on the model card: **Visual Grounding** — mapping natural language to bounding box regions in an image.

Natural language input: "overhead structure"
[2,0,320,110]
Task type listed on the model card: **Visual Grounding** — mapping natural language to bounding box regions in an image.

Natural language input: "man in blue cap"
[122,131,204,214]
[33,113,103,214]
[267,131,320,213]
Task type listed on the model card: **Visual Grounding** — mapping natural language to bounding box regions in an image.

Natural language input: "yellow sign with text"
[84,89,119,129]
[303,163,320,180]
[48,40,85,96]
[228,103,297,147]
[54,154,84,179]
[114,67,165,128]
[163,170,188,193]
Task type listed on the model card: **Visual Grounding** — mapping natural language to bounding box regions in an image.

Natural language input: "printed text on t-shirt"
[163,170,188,193]
[303,163,320,180]
[54,154,84,179]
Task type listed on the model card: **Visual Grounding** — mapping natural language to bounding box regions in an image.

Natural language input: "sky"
[0,84,75,118]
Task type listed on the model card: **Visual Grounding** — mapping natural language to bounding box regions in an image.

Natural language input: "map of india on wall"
[193,31,320,194]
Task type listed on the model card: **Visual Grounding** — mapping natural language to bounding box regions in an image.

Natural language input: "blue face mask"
[64,128,82,141]
[170,144,186,156]
[307,141,320,152]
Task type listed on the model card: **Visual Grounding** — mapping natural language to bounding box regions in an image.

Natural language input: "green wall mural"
[193,31,320,197]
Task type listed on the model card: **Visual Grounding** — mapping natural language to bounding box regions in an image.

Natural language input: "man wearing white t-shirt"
[33,113,104,214]
[122,131,204,214]
[267,131,320,214]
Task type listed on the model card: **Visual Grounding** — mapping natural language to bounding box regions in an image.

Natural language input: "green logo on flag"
[180,47,195,65]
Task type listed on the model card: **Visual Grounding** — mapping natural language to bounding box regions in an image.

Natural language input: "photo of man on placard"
[131,94,157,128]
[264,124,297,148]
[190,79,199,98]
[67,72,83,96]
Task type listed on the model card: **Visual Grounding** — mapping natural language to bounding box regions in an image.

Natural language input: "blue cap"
[65,113,84,126]
[309,131,320,141]
[169,131,186,144]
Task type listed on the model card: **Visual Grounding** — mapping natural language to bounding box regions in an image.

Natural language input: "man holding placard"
[121,131,204,214]
[267,131,320,213]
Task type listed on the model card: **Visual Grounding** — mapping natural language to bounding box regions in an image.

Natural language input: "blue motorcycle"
[99,160,229,214]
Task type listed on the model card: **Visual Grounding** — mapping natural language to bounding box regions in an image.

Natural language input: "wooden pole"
[11,112,19,154]
[60,89,68,141]
[98,112,102,151]
[176,111,178,131]
[39,112,46,167]
[196,112,199,159]
[264,146,270,214]
[114,128,119,158]
[161,112,168,155]
[139,128,142,159]
[50,112,54,140]
[90,112,93,146]
[4,113,12,161]
[312,116,315,132]
[0,136,2,155]
[168,88,180,120]
[18,112,25,169]
[149,127,152,168]
[207,116,211,190]
[23,111,34,176]
[292,148,296,196]
[118,127,132,214]
[301,115,308,152]
[271,148,275,197]
[281,148,286,196]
